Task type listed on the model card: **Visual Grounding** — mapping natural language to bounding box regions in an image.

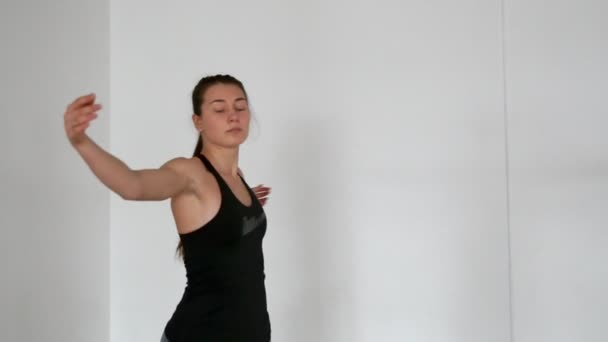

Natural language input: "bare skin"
[64,84,270,235]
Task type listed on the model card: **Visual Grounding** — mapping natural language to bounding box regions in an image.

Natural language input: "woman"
[64,74,272,341]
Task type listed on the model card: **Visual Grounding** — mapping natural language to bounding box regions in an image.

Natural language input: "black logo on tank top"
[242,212,266,236]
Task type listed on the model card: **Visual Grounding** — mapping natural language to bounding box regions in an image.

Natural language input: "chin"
[229,132,248,145]
[222,138,247,148]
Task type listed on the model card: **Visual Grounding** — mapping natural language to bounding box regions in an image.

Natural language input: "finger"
[72,110,98,125]
[71,122,90,135]
[65,103,101,125]
[71,112,98,129]
[70,105,100,125]
[71,117,93,131]
[73,103,102,119]
[67,93,96,112]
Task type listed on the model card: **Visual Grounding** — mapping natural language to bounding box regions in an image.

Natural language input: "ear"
[192,114,203,132]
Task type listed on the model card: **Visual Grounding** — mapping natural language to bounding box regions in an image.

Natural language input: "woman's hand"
[252,185,271,206]
[64,93,102,147]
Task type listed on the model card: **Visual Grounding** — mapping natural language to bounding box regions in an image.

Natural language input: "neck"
[200,145,240,177]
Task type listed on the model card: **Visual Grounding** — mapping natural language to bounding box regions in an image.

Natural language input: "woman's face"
[195,83,250,148]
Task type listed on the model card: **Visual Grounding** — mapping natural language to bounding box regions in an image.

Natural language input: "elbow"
[119,190,139,201]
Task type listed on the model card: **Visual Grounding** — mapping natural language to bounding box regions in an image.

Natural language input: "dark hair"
[176,74,249,260]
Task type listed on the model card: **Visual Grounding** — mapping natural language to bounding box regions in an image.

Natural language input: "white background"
[1,0,606,341]
[506,1,608,341]
[1,1,109,341]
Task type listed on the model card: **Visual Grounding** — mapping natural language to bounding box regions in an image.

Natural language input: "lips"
[227,128,242,133]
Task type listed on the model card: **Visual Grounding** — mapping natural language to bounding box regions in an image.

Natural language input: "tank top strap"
[195,153,258,210]
[195,154,230,190]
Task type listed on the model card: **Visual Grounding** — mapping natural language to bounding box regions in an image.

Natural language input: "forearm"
[73,136,139,199]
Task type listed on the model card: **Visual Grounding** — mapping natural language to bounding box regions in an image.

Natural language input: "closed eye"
[213,106,246,113]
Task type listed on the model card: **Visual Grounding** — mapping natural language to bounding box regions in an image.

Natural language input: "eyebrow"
[209,97,247,104]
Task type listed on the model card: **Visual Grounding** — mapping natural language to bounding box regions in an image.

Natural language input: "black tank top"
[163,154,271,342]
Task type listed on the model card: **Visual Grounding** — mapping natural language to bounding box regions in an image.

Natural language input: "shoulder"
[162,156,198,166]
[162,156,205,195]
[159,156,205,184]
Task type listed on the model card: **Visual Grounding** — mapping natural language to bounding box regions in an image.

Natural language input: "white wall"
[3,0,606,342]
[0,1,109,342]
[314,2,513,341]
[110,1,511,341]
[506,1,608,341]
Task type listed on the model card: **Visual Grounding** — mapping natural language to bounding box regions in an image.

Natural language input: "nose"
[228,110,239,121]
[228,108,241,121]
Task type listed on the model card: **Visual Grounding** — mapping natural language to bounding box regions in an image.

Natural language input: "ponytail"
[193,135,203,157]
